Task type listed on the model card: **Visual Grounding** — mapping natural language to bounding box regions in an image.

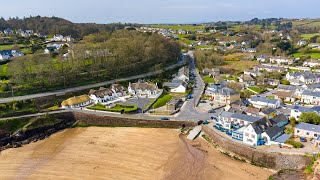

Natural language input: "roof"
[61,95,91,106]
[261,107,276,115]
[265,125,285,139]
[274,133,292,143]
[274,91,293,99]
[130,82,157,91]
[163,80,186,88]
[89,87,113,98]
[249,96,279,105]
[219,111,233,118]
[112,84,125,93]
[270,114,288,126]
[251,118,271,134]
[302,90,320,98]
[244,107,260,114]
[240,74,255,81]
[292,105,314,113]
[231,113,262,123]
[227,107,245,114]
[277,84,297,91]
[296,122,320,133]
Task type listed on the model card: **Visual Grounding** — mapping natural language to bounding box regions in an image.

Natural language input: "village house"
[88,84,125,104]
[128,82,159,98]
[256,55,268,62]
[290,105,320,119]
[286,72,320,85]
[218,111,263,129]
[61,95,92,108]
[253,65,284,73]
[163,79,187,93]
[274,91,295,102]
[243,69,262,77]
[203,68,220,78]
[270,56,295,65]
[301,90,320,105]
[243,115,288,146]
[308,43,320,49]
[248,96,281,109]
[0,50,24,60]
[205,84,240,104]
[175,66,189,82]
[303,59,320,68]
[297,40,307,46]
[295,122,320,139]
[239,74,256,87]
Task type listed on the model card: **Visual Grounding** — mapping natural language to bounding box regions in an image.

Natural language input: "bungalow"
[205,84,240,104]
[256,55,268,62]
[248,96,281,109]
[128,82,159,98]
[203,68,220,78]
[253,65,284,73]
[61,95,92,108]
[270,56,294,65]
[303,59,320,68]
[89,87,115,104]
[290,105,320,119]
[295,122,320,139]
[163,79,187,93]
[301,90,320,105]
[239,74,256,87]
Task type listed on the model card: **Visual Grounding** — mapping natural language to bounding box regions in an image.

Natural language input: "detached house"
[295,122,320,139]
[239,74,256,87]
[203,68,220,78]
[61,95,92,108]
[290,105,320,119]
[128,82,159,98]
[163,79,187,93]
[248,96,281,109]
[205,84,240,104]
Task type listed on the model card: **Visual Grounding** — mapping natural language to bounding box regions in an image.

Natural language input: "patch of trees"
[193,50,225,70]
[7,30,180,91]
[0,16,141,38]
[299,112,320,125]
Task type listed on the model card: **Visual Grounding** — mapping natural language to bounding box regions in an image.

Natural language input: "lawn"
[88,103,138,113]
[203,75,216,84]
[149,24,205,31]
[152,92,173,109]
[221,75,238,81]
[292,53,320,59]
[301,33,320,40]
[0,44,24,50]
[247,86,266,94]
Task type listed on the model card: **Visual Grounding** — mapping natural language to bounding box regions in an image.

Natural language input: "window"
[297,130,300,133]
[245,133,249,137]
[251,134,256,139]
[306,132,310,136]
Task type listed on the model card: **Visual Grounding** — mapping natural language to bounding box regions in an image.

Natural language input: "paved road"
[175,51,213,121]
[0,61,185,104]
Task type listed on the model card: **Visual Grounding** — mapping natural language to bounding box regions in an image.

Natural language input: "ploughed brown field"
[0,127,273,180]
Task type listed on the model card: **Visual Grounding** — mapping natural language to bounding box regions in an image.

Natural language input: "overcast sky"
[1,0,319,24]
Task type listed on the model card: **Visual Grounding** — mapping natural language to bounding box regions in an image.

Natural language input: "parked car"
[300,137,307,142]
[208,109,215,113]
[160,117,170,121]
[202,120,209,125]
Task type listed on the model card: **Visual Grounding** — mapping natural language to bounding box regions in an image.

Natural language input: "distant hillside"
[0,16,141,38]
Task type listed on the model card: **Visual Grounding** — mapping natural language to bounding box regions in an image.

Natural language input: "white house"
[61,95,92,108]
[0,50,24,60]
[128,82,159,98]
[303,59,320,68]
[295,122,320,139]
[163,80,187,93]
[290,105,320,119]
[218,111,262,129]
[301,90,320,105]
[248,96,281,109]
[52,34,64,41]
[270,56,294,65]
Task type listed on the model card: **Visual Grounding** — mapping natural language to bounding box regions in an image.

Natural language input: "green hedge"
[285,139,303,148]
[88,104,138,113]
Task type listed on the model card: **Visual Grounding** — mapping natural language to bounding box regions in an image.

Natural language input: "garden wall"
[201,125,312,170]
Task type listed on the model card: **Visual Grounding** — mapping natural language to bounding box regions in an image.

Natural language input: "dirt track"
[0,127,273,179]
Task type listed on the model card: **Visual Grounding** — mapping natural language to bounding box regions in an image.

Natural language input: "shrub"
[285,139,303,148]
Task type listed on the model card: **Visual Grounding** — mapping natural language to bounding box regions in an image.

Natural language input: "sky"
[1,0,319,24]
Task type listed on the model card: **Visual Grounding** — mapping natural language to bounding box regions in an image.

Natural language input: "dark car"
[300,137,307,142]
[160,117,170,120]
[208,110,215,113]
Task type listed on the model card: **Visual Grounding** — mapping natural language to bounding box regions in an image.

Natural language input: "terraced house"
[286,72,320,85]
[128,82,159,98]
[89,84,126,104]
[301,90,320,105]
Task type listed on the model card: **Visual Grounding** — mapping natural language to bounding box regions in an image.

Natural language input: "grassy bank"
[152,92,173,109]
[87,103,138,113]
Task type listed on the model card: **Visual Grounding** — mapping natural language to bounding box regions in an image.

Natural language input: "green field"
[0,44,24,50]
[301,33,320,40]
[152,92,173,109]
[293,53,320,59]
[149,24,205,31]
[203,75,216,84]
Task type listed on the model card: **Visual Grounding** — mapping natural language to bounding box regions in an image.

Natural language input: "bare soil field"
[0,127,273,180]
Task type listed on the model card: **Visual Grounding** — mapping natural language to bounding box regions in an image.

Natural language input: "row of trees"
[193,49,225,70]
[0,16,140,38]
[7,30,180,90]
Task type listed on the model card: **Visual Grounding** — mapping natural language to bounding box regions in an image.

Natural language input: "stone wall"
[71,112,196,128]
[202,125,312,170]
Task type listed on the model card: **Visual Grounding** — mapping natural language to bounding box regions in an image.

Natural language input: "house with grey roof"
[290,105,320,119]
[248,96,281,109]
[295,122,320,139]
[218,111,263,129]
[205,85,240,104]
[286,71,320,85]
[163,79,187,93]
[301,90,320,105]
